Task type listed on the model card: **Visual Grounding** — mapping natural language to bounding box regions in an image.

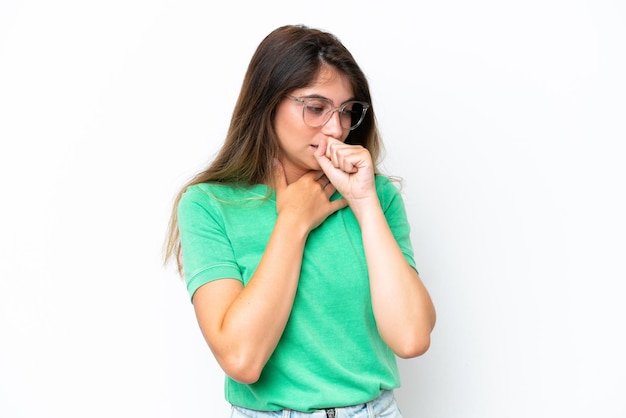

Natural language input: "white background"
[1,1,625,417]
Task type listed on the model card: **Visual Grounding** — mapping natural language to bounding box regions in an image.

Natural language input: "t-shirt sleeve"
[177,186,243,301]
[376,176,418,272]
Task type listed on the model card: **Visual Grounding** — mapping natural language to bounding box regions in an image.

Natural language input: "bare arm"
[315,138,436,357]
[353,197,436,357]
[190,162,347,384]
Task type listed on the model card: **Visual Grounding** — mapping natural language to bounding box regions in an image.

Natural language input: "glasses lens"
[303,99,333,127]
[340,102,367,130]
[300,98,368,130]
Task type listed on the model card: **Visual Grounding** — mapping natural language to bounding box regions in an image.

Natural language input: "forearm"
[354,199,436,358]
[206,166,347,382]
[208,214,308,382]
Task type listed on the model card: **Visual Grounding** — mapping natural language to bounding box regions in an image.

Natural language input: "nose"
[321,110,344,139]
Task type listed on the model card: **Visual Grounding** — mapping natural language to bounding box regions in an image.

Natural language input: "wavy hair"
[164,24,384,275]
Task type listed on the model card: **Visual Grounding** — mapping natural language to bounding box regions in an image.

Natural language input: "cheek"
[274,104,300,143]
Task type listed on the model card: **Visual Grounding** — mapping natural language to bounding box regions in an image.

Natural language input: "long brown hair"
[164,24,384,275]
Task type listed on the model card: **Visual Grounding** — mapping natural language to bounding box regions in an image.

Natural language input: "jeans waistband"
[230,390,400,417]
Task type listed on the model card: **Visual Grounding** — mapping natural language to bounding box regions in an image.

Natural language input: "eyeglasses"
[287,95,370,131]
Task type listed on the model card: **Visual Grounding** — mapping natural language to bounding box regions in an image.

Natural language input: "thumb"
[313,138,333,174]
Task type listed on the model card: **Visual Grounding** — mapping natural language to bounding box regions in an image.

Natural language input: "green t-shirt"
[177,175,417,412]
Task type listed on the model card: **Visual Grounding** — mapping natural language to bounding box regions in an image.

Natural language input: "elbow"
[219,355,264,384]
[393,333,432,359]
[228,370,262,385]
[395,306,437,358]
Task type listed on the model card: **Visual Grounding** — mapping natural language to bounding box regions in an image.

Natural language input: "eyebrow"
[297,94,358,105]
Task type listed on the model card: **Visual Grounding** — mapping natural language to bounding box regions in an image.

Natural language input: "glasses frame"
[287,95,370,131]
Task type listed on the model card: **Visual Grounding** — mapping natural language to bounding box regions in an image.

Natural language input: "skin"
[191,66,436,384]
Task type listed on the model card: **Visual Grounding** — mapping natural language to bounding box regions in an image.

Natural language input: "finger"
[325,141,358,173]
[324,138,345,161]
[315,172,328,183]
[314,140,336,176]
[329,197,348,212]
[339,149,359,173]
[300,170,321,183]
[314,138,328,159]
[322,181,336,198]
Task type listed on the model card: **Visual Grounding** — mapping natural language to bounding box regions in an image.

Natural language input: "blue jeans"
[229,390,403,417]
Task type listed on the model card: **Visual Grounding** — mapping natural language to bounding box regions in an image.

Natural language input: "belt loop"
[282,409,290,418]
[325,408,336,418]
[366,399,375,418]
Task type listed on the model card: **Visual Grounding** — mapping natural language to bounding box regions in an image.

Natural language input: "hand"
[272,159,347,233]
[313,138,377,206]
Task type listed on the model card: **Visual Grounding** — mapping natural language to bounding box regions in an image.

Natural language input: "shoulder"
[178,183,223,215]
[375,174,402,189]
[375,174,404,202]
[178,183,273,222]
[180,183,269,206]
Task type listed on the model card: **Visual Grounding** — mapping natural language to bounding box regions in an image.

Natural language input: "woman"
[164,24,436,417]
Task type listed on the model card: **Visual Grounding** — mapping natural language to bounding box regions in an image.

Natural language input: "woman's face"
[274,66,354,184]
